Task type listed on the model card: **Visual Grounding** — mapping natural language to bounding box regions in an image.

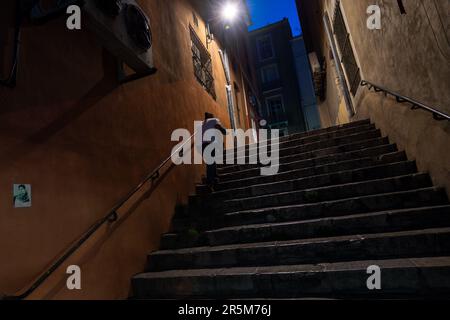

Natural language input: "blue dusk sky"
[246,0,302,36]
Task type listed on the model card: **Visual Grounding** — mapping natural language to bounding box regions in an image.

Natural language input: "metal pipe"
[323,12,355,116]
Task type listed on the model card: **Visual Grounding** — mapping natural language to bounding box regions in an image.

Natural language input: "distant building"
[249,19,306,135]
[291,36,321,130]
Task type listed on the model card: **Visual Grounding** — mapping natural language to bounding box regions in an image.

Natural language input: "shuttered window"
[333,2,361,96]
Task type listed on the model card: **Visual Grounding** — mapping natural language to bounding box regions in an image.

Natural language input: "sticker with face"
[13,184,32,208]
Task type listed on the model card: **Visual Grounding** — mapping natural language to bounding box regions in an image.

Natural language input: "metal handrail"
[2,132,197,300]
[360,80,450,121]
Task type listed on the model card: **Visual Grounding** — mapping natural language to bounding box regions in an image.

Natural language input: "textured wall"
[0,0,249,299]
[355,90,450,198]
[339,0,450,196]
[340,0,450,114]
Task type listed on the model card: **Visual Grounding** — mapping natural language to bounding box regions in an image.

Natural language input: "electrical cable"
[420,0,450,63]
[0,4,22,87]
[432,0,449,46]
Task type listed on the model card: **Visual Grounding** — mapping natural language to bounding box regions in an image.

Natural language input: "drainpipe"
[323,12,355,116]
[219,49,237,130]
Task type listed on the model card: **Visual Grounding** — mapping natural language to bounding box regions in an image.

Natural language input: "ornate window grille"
[190,27,216,99]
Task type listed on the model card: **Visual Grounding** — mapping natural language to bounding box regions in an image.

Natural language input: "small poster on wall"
[13,184,32,208]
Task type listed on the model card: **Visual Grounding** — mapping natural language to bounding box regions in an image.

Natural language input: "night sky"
[246,0,302,36]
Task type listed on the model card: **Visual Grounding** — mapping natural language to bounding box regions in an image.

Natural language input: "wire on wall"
[420,0,450,63]
[0,3,22,88]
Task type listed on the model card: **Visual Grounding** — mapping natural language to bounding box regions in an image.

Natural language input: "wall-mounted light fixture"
[221,2,239,22]
[206,1,241,46]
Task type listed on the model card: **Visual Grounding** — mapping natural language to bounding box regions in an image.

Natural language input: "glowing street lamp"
[206,1,241,44]
[221,2,240,22]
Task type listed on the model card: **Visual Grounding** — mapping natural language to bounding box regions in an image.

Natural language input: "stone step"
[272,136,390,169]
[201,160,416,203]
[219,137,393,181]
[276,119,371,142]
[161,206,450,250]
[207,150,406,192]
[210,187,449,231]
[132,256,450,299]
[171,188,449,233]
[224,129,382,165]
[206,205,450,247]
[218,145,400,184]
[225,123,376,159]
[148,228,450,272]
[217,141,396,176]
[210,173,432,214]
[218,119,372,167]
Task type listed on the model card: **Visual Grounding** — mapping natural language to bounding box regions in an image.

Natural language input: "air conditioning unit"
[19,0,156,84]
[84,0,156,83]
[308,52,321,74]
[308,52,326,101]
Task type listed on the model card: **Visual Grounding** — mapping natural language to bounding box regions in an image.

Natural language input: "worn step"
[271,119,371,142]
[280,119,371,139]
[201,161,416,203]
[275,136,390,169]
[161,205,450,249]
[133,256,450,299]
[210,150,405,192]
[148,228,450,271]
[219,145,401,184]
[226,123,376,159]
[196,140,396,195]
[218,119,372,170]
[171,188,449,233]
[225,129,382,165]
[217,142,396,177]
[211,173,432,214]
[205,205,450,247]
[215,187,449,230]
[212,137,391,184]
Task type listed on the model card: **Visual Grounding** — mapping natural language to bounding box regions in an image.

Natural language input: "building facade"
[291,36,321,130]
[249,19,306,135]
[0,0,258,299]
[296,0,450,195]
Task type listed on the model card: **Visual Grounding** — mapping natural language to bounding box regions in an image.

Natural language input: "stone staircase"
[131,119,450,299]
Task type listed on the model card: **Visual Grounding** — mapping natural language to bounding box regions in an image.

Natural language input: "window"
[257,35,274,61]
[260,64,280,84]
[266,95,286,123]
[333,2,361,96]
[190,27,216,99]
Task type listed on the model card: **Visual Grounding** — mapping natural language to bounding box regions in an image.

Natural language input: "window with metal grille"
[333,2,361,96]
[190,26,216,99]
